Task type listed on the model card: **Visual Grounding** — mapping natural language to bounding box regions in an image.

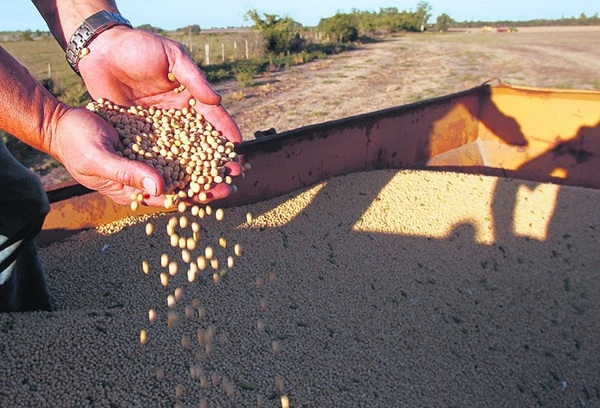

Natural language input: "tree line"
[451,13,600,29]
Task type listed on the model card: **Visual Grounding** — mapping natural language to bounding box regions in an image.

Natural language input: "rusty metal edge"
[44,84,487,204]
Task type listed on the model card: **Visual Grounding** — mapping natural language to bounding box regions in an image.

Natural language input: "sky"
[0,1,597,32]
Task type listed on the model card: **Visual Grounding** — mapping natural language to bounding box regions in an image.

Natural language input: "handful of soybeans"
[86,98,238,208]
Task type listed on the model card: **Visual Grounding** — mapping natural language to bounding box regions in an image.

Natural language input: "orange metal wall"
[40,84,600,245]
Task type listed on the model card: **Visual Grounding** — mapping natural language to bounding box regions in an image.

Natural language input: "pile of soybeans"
[1,169,600,407]
[85,98,238,205]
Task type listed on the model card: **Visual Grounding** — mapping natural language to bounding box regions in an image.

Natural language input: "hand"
[77,26,243,205]
[50,106,166,206]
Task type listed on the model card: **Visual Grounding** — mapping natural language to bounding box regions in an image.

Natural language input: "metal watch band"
[65,10,132,75]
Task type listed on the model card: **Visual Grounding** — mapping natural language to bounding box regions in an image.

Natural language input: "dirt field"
[36,26,600,185]
[222,26,600,141]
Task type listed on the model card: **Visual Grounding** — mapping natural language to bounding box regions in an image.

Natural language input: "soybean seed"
[140,329,147,345]
[174,287,183,301]
[167,311,178,328]
[185,305,195,319]
[168,261,178,276]
[179,216,188,229]
[181,249,191,263]
[197,256,207,270]
[160,254,169,268]
[167,295,176,308]
[186,237,196,251]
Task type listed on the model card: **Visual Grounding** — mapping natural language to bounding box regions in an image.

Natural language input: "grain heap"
[85,97,238,207]
[1,170,600,407]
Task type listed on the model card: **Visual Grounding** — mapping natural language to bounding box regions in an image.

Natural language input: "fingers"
[223,161,244,177]
[200,104,243,144]
[168,43,243,144]
[97,154,165,206]
[171,45,221,106]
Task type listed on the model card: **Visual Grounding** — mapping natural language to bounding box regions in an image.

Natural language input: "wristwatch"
[65,10,132,75]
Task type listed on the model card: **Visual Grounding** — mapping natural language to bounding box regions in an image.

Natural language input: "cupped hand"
[77,26,243,205]
[50,107,166,206]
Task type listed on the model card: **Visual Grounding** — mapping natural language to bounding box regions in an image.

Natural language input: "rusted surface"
[40,84,600,245]
[40,191,159,246]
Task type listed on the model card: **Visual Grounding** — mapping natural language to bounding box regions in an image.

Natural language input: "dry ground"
[222,26,600,141]
[37,26,600,185]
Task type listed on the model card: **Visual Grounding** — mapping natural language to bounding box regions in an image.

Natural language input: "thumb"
[103,153,165,198]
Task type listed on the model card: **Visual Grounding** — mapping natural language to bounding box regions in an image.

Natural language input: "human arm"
[0,46,164,205]
[32,0,243,204]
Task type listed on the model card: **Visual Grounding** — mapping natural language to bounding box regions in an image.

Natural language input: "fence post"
[233,40,237,60]
[205,44,210,66]
[245,40,249,59]
[221,43,225,63]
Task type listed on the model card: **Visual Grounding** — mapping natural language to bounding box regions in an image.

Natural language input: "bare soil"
[39,26,600,185]
[222,26,600,141]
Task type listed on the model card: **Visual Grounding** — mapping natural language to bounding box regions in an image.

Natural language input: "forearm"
[31,0,120,49]
[0,47,68,156]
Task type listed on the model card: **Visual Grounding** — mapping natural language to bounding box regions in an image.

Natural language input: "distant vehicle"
[497,27,518,33]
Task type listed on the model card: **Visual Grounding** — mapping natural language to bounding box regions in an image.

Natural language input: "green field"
[1,36,82,92]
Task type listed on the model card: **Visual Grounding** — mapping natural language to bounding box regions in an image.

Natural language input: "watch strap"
[65,10,132,75]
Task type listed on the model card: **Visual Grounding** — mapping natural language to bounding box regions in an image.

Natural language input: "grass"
[0,31,265,93]
[1,37,82,92]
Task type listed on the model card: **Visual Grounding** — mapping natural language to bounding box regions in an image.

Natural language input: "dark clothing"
[0,137,52,312]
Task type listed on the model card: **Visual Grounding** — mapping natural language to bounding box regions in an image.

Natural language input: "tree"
[414,1,432,31]
[181,24,201,35]
[435,13,453,32]
[318,13,359,42]
[21,30,34,41]
[136,24,165,34]
[244,10,304,55]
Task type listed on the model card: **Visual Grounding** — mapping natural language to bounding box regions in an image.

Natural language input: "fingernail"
[143,177,158,196]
